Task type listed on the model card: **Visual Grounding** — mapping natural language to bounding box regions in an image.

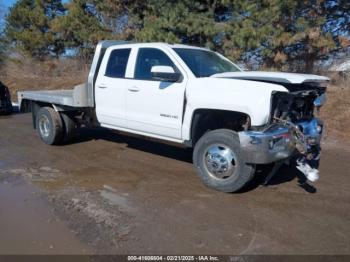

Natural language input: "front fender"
[181,78,288,140]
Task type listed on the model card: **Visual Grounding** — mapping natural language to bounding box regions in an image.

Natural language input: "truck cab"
[94,43,188,141]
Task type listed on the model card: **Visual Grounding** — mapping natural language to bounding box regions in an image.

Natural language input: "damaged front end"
[239,81,327,183]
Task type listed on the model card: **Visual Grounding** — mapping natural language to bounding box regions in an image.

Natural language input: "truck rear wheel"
[36,107,63,145]
[193,129,255,193]
[60,112,76,144]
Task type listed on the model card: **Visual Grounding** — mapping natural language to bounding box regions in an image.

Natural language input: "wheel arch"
[189,108,251,146]
[20,100,80,129]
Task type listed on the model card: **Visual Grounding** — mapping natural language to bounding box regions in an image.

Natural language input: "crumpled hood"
[211,71,330,84]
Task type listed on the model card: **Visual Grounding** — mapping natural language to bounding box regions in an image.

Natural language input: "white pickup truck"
[18,41,328,192]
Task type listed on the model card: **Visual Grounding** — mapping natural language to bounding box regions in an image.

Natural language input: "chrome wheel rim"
[204,144,236,179]
[39,115,51,138]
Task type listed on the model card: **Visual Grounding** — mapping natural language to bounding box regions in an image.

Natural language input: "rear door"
[126,47,187,139]
[95,47,132,128]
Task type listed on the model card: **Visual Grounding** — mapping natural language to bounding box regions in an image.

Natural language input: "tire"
[7,102,13,114]
[60,112,76,144]
[5,101,12,115]
[193,129,255,193]
[0,100,12,115]
[36,107,63,145]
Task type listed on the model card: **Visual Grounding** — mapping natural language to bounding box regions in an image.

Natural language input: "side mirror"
[151,66,181,82]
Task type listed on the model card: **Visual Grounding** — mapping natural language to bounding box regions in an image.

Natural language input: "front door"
[126,48,186,139]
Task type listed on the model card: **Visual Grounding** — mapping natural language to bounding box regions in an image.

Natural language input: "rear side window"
[105,48,131,78]
[134,48,176,80]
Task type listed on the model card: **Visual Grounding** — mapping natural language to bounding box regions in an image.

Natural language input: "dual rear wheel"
[36,107,76,145]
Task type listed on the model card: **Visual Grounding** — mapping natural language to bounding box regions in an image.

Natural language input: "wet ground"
[0,113,349,255]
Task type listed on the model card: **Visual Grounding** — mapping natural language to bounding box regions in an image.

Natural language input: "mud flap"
[31,102,41,129]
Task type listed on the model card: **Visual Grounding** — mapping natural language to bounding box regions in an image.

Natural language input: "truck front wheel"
[193,129,255,193]
[36,107,63,145]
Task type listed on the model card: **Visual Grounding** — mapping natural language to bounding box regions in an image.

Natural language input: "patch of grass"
[0,56,88,99]
[321,82,350,140]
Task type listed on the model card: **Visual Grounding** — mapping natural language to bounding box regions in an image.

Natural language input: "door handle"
[98,83,107,89]
[128,86,140,92]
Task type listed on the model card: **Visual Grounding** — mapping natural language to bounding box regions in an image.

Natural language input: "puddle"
[0,175,89,254]
[1,167,133,252]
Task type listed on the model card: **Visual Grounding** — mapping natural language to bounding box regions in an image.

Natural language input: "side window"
[134,48,176,80]
[105,48,131,78]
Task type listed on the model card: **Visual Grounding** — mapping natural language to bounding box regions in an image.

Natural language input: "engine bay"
[270,82,326,123]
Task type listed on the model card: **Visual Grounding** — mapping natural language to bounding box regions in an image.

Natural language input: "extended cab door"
[126,47,187,139]
[95,47,133,128]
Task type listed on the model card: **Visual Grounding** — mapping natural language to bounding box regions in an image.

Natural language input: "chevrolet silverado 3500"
[18,41,328,192]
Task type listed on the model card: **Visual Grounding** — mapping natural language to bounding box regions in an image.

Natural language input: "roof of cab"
[105,40,210,51]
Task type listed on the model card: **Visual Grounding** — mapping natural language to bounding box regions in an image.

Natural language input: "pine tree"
[51,0,110,59]
[5,0,65,58]
[133,0,230,49]
[0,32,7,64]
[223,0,342,72]
[132,0,347,72]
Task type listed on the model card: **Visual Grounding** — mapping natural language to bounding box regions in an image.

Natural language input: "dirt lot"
[0,113,349,255]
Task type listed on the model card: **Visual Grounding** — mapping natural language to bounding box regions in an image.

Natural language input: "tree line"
[1,0,350,72]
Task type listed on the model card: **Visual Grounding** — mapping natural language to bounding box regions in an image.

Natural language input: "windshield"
[173,48,241,77]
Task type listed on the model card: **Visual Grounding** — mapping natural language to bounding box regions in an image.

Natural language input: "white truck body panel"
[212,71,330,84]
[181,78,288,140]
[95,44,133,128]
